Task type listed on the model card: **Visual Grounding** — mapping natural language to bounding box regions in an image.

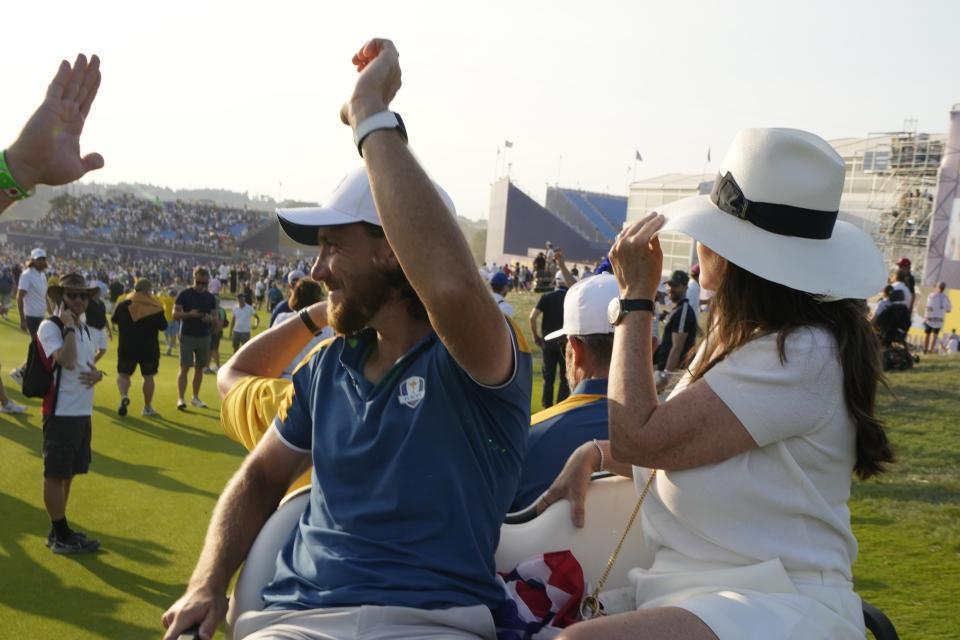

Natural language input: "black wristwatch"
[62,326,77,336]
[607,298,654,326]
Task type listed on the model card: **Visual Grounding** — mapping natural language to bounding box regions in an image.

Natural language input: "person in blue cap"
[490,270,514,318]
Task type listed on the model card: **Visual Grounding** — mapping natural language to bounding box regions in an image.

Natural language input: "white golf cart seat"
[219,474,652,638]
[179,474,898,640]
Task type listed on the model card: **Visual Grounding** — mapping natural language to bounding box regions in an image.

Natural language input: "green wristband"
[0,150,34,200]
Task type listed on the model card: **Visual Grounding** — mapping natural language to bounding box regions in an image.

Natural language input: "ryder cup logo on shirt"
[398,376,426,409]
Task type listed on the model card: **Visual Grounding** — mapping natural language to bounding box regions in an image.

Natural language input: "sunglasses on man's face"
[64,291,89,301]
[195,280,210,286]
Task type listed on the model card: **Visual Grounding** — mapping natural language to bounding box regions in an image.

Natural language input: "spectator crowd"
[8,193,273,255]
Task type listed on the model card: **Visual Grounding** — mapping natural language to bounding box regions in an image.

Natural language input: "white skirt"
[629,551,865,640]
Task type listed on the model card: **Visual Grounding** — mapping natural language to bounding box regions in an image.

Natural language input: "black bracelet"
[298,309,323,336]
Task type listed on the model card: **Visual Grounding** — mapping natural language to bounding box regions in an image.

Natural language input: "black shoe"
[118,396,130,416]
[51,532,100,554]
[46,529,87,548]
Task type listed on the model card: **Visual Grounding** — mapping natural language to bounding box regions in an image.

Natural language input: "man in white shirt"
[38,273,105,554]
[923,281,952,354]
[229,294,260,352]
[12,248,53,385]
[890,270,913,311]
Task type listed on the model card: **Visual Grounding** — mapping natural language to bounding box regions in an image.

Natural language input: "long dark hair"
[690,261,895,479]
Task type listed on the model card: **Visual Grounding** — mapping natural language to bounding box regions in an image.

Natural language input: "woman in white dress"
[546,128,895,640]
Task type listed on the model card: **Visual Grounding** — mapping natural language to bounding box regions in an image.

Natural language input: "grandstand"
[2,193,280,260]
[485,178,626,265]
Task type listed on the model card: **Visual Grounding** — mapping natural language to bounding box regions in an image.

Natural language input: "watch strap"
[298,308,324,336]
[353,111,408,157]
[621,298,654,313]
[0,150,34,201]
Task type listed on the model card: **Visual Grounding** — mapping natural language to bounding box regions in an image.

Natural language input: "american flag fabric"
[493,550,587,639]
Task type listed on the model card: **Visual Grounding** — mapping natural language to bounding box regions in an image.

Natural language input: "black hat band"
[710,171,837,240]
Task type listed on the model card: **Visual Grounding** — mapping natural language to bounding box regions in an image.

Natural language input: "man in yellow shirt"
[157,287,178,355]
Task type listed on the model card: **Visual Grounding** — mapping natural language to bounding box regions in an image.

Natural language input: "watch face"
[607,297,622,326]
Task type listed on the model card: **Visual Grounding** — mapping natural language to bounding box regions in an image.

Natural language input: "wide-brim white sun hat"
[277,166,456,246]
[655,128,886,300]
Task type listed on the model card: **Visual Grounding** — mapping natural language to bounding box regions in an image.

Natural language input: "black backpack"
[22,317,64,406]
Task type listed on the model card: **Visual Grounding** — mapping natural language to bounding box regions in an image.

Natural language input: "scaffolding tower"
[865,127,944,271]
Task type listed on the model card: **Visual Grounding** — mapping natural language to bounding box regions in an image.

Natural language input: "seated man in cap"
[511,274,619,512]
[890,266,913,312]
[895,257,916,312]
[162,38,532,640]
[654,269,698,393]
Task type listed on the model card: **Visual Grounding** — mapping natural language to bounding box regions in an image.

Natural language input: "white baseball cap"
[545,273,619,341]
[276,166,456,246]
[30,248,47,260]
[287,269,306,285]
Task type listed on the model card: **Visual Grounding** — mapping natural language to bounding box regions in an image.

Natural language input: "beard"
[326,263,398,335]
[564,340,577,391]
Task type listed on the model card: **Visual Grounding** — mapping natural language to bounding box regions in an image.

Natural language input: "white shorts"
[235,604,496,640]
[88,327,109,352]
[630,553,865,640]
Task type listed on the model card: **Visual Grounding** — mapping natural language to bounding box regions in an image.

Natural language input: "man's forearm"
[664,333,688,372]
[186,461,287,599]
[56,332,79,369]
[217,302,327,396]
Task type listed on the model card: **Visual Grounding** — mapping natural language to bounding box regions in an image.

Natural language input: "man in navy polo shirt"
[163,38,532,640]
[511,274,618,512]
[173,266,218,410]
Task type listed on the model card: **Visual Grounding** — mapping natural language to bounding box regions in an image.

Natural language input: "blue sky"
[3,0,957,220]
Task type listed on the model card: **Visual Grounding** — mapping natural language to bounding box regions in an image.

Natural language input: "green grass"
[0,306,258,639]
[1,294,958,638]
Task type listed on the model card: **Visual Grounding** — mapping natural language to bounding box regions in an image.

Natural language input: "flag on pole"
[635,150,642,162]
[505,140,513,149]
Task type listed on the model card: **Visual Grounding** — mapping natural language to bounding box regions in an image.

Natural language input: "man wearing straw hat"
[38,273,105,554]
